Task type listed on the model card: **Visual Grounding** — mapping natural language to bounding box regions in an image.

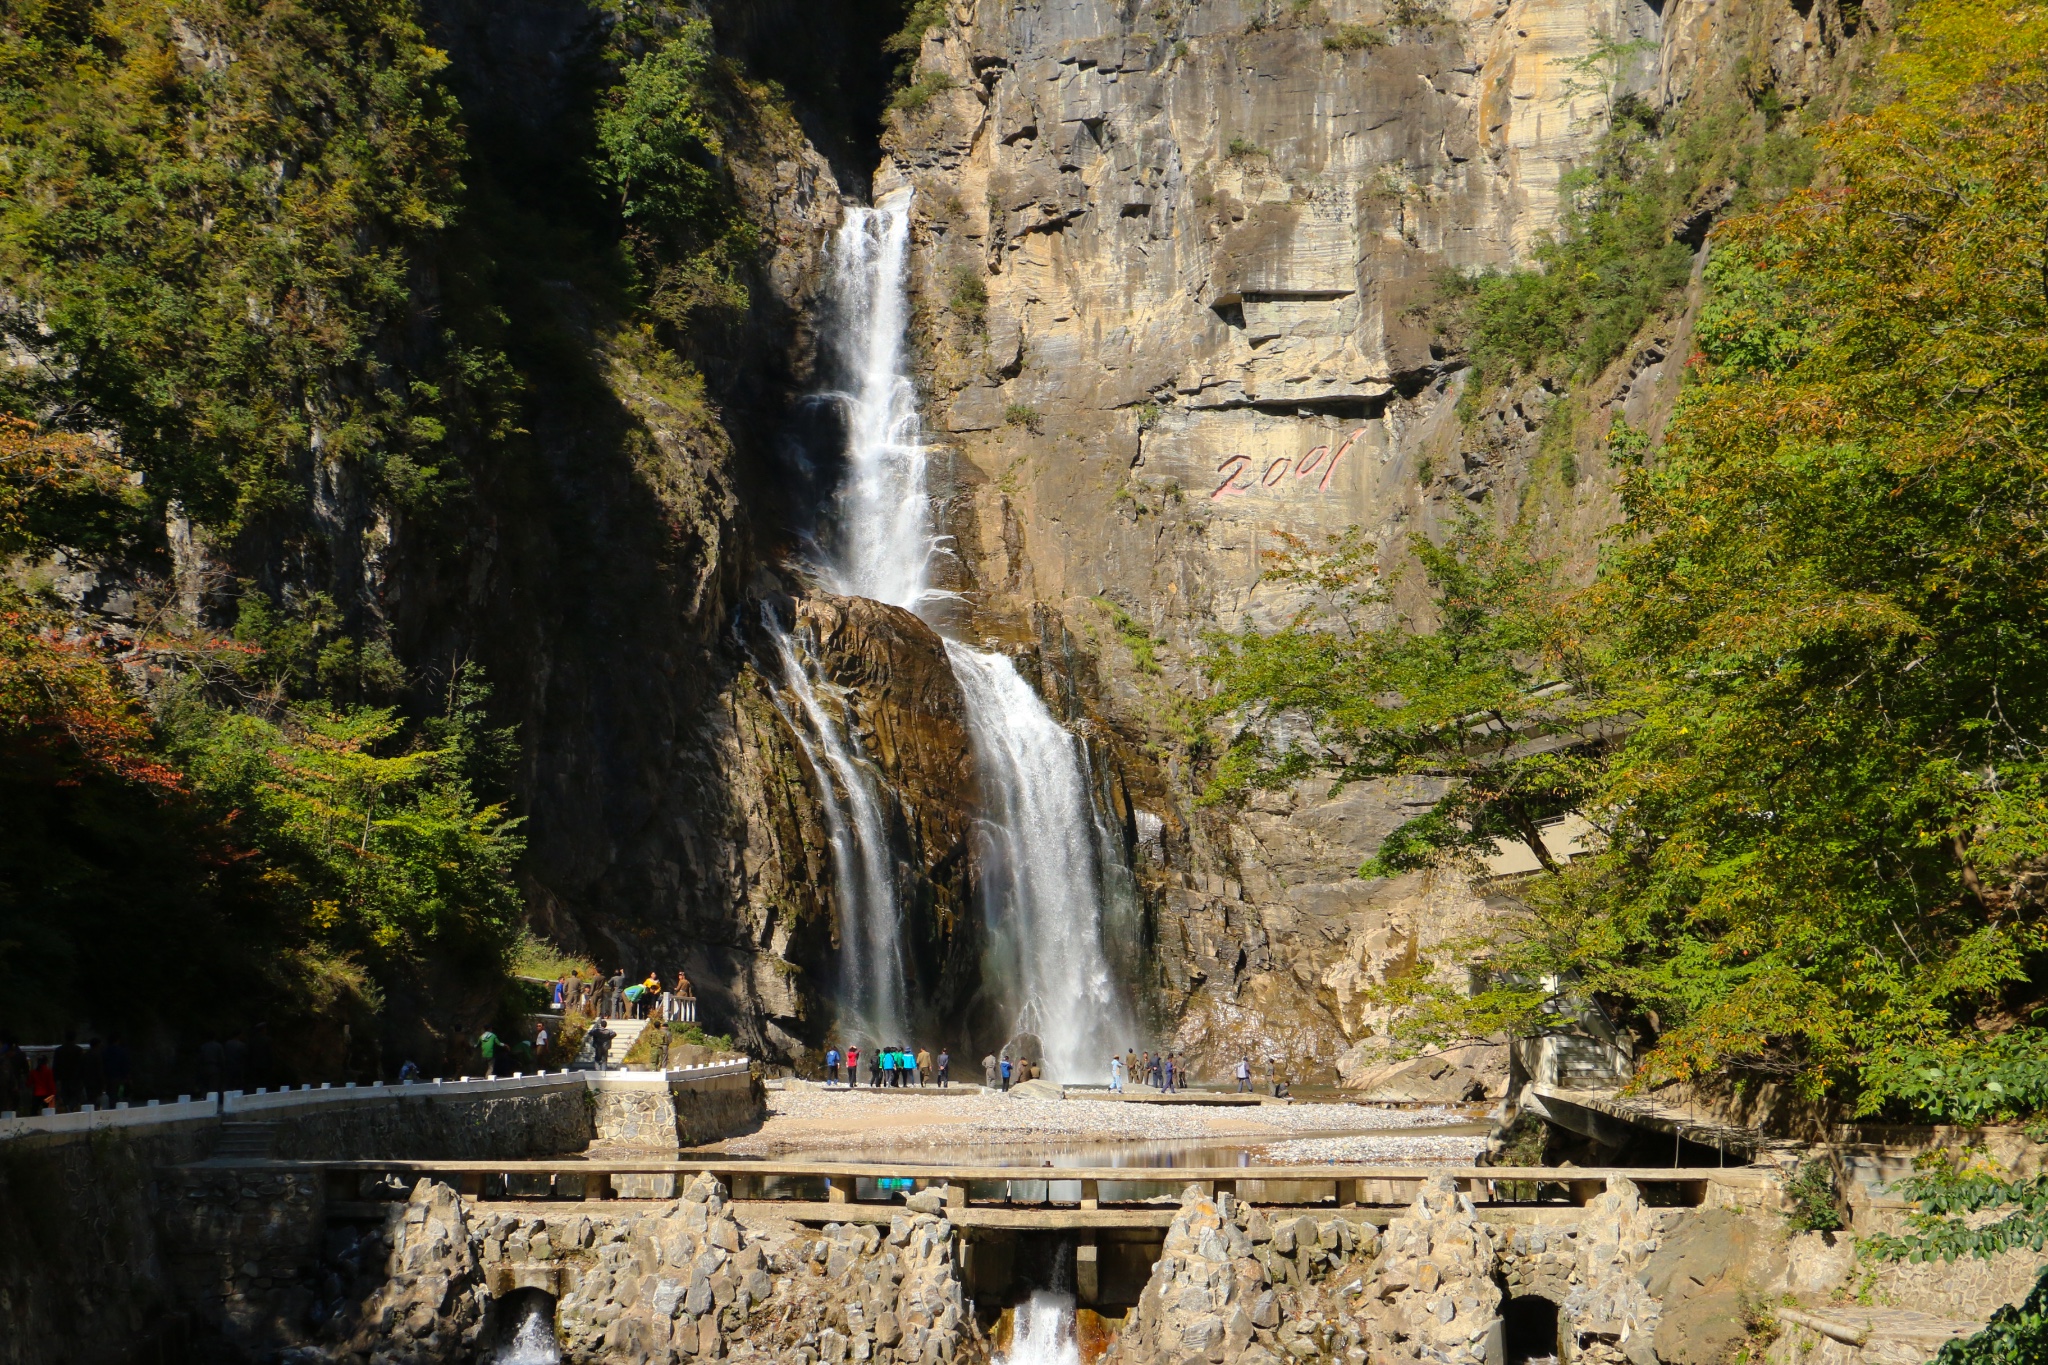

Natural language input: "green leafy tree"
[594,21,723,234]
[1570,0,2048,1102]
[164,686,525,977]
[1205,517,1611,876]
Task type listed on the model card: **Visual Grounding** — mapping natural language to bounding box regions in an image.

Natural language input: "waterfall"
[999,1291,1082,1365]
[764,610,908,1044]
[493,1296,563,1365]
[948,642,1135,1082]
[771,190,1136,1079]
[824,193,947,614]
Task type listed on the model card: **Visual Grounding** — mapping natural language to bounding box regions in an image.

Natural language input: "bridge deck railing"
[0,1060,753,1140]
[228,1156,1772,1211]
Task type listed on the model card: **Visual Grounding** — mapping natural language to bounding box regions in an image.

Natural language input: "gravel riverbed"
[1260,1132,1493,1163]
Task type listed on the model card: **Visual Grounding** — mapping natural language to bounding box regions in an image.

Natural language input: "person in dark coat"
[0,1038,29,1114]
[586,1017,616,1072]
[197,1037,224,1096]
[53,1032,85,1111]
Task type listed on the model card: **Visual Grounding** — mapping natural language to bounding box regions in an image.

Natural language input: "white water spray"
[764,611,908,1044]
[999,1291,1083,1365]
[493,1298,563,1365]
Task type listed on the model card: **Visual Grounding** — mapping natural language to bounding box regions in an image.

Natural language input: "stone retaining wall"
[593,1071,763,1150]
[0,1068,762,1365]
[0,1121,215,1365]
[156,1164,328,1351]
[269,1086,593,1160]
[280,1176,989,1363]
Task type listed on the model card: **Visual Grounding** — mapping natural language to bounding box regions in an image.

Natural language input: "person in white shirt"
[1236,1055,1252,1092]
[1109,1054,1124,1092]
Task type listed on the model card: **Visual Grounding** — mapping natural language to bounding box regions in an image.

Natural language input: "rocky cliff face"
[858,0,1877,1076]
[783,594,986,1032]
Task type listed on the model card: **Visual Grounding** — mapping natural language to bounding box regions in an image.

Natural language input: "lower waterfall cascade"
[947,641,1136,1082]
[763,608,909,1045]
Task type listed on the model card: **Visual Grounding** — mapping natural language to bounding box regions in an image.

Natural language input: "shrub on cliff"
[1447,45,1823,394]
[0,0,499,536]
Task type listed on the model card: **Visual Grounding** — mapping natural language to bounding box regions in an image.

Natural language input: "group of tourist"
[804,1043,1205,1094]
[2,1032,197,1115]
[1104,1048,1188,1093]
[473,1024,554,1078]
[983,1051,1047,1089]
[552,968,697,1024]
[821,1045,949,1087]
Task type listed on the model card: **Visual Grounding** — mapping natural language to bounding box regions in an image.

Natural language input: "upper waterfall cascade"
[823,192,946,614]
[779,193,1135,1080]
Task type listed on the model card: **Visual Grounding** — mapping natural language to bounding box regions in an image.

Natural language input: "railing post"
[1079,1178,1100,1211]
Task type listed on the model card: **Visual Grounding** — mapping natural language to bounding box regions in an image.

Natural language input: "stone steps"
[213,1122,276,1159]
[579,1018,649,1068]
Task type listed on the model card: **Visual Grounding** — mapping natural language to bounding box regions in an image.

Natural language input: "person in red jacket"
[28,1055,57,1113]
[845,1046,859,1089]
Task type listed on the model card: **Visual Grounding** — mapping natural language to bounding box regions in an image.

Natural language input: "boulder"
[1368,1174,1503,1365]
[1007,1078,1064,1101]
[1336,1042,1508,1102]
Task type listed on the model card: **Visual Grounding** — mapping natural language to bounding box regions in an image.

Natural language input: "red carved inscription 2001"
[1211,427,1366,500]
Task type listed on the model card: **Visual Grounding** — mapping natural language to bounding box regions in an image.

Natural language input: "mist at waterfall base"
[492,1295,563,1365]
[999,1292,1084,1365]
[762,192,1138,1080]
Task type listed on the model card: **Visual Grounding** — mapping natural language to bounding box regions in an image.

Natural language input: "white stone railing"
[0,1058,752,1141]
